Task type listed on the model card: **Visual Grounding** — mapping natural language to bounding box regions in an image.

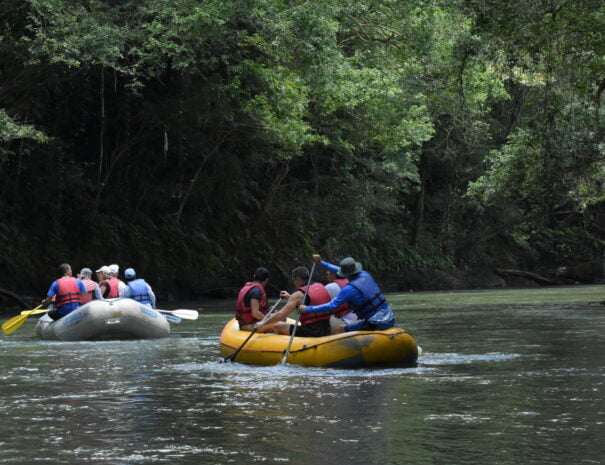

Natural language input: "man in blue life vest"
[42,263,87,320]
[120,268,156,308]
[298,254,395,333]
[255,266,332,337]
[235,267,270,331]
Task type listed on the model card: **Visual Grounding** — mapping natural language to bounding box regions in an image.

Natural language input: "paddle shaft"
[224,298,282,362]
[156,308,199,320]
[281,262,316,364]
[2,304,45,335]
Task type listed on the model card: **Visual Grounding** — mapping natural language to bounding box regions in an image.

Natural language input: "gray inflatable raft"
[35,298,171,341]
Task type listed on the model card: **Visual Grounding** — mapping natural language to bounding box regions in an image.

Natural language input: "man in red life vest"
[235,267,270,331]
[42,263,87,320]
[318,254,359,333]
[255,266,332,337]
[109,263,127,295]
[77,267,103,304]
[96,265,120,298]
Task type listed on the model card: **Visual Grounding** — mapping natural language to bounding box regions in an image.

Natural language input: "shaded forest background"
[1,0,604,300]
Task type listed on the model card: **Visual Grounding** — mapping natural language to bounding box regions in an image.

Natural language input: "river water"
[1,286,603,464]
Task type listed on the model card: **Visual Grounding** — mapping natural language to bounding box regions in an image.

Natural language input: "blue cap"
[124,268,136,278]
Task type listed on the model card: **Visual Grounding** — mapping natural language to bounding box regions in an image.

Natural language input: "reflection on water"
[0,286,604,464]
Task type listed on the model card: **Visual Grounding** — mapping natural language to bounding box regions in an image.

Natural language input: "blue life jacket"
[127,279,153,306]
[346,271,388,320]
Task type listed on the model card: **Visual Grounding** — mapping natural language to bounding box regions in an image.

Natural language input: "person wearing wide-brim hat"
[298,254,395,333]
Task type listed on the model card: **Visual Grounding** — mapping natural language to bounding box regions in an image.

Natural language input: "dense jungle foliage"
[1,0,604,298]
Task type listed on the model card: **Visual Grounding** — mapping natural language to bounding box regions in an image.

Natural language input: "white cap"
[108,264,119,274]
[96,265,111,274]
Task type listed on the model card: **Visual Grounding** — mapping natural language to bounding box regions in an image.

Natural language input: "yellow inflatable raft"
[219,318,418,368]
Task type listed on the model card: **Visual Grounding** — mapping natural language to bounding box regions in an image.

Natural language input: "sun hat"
[96,265,111,274]
[337,257,363,277]
[124,268,136,278]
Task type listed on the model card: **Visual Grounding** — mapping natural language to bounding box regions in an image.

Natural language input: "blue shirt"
[306,261,394,325]
[47,278,87,313]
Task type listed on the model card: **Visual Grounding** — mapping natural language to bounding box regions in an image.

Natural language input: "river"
[1,286,603,464]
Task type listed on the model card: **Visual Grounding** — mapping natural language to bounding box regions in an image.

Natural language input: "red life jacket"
[299,283,332,325]
[332,278,352,318]
[100,279,120,298]
[55,277,82,308]
[235,282,268,326]
[80,279,97,304]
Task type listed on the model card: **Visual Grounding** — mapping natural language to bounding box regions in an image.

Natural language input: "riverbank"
[2,264,603,316]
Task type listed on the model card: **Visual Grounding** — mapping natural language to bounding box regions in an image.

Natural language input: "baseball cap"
[96,265,111,274]
[124,268,136,278]
[108,264,119,274]
[79,267,93,276]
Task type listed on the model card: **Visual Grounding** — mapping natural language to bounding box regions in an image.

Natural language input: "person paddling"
[120,267,156,308]
[235,267,270,331]
[256,266,332,337]
[42,263,87,320]
[299,255,394,333]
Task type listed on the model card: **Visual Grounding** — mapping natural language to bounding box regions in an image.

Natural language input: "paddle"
[21,304,198,320]
[2,304,45,335]
[20,309,49,316]
[164,314,182,324]
[223,298,283,363]
[155,308,199,320]
[281,262,316,364]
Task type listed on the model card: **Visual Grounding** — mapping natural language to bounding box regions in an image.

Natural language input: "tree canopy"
[1,0,603,295]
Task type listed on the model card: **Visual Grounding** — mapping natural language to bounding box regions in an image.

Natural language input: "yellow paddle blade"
[2,304,45,335]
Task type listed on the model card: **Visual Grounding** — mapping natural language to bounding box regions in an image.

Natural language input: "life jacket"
[332,278,352,318]
[100,278,120,298]
[80,279,98,304]
[127,278,153,306]
[55,277,81,308]
[235,282,268,326]
[346,271,388,320]
[299,282,332,325]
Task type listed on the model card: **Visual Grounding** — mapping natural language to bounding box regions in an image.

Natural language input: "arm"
[77,279,87,300]
[41,282,57,305]
[93,285,103,300]
[300,285,356,313]
[249,298,265,322]
[119,285,130,298]
[312,254,339,274]
[257,291,302,328]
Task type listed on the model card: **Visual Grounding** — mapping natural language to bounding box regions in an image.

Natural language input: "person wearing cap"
[255,266,332,337]
[120,268,156,308]
[323,266,359,333]
[96,265,120,298]
[77,267,103,304]
[298,254,395,333]
[108,264,127,294]
[41,263,87,320]
[235,267,270,331]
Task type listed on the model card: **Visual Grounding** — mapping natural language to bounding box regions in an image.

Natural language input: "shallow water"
[1,286,604,464]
